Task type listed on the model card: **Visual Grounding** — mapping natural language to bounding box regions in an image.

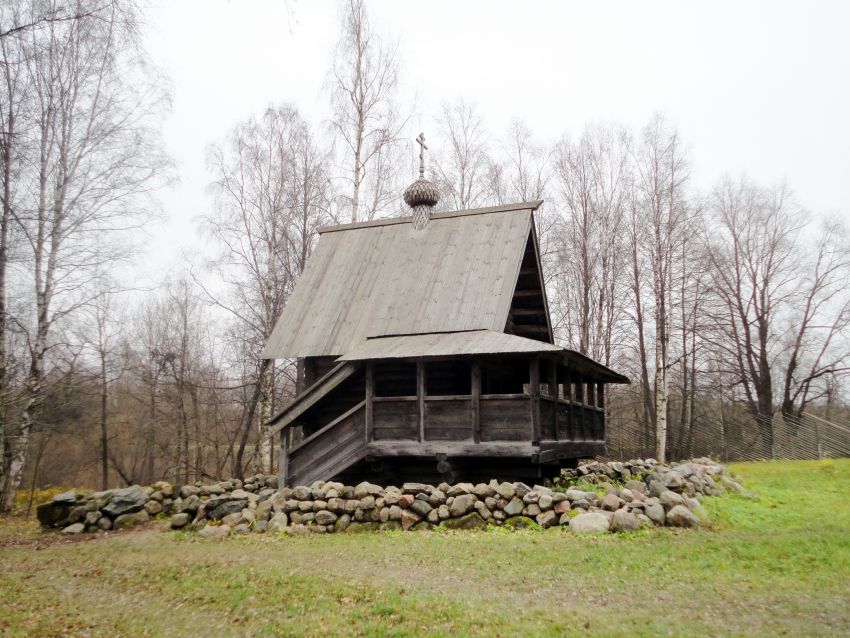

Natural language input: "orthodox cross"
[416,132,427,178]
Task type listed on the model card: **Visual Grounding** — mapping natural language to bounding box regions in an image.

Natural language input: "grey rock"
[538,494,554,510]
[474,500,492,520]
[472,483,495,498]
[449,493,476,517]
[315,510,338,525]
[446,483,472,497]
[514,482,532,498]
[569,512,610,534]
[497,482,516,500]
[536,510,558,529]
[354,482,384,499]
[659,490,684,510]
[334,514,351,533]
[503,516,537,529]
[291,486,312,500]
[442,512,487,530]
[179,485,200,499]
[601,493,622,511]
[610,510,640,532]
[503,497,524,516]
[643,503,665,525]
[411,500,432,517]
[53,490,78,505]
[625,480,647,494]
[170,512,191,529]
[209,499,247,521]
[666,505,701,528]
[359,495,376,510]
[145,500,163,516]
[113,509,150,530]
[402,482,433,495]
[103,486,148,517]
[61,522,85,535]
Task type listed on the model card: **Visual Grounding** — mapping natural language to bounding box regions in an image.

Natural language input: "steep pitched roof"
[337,329,562,360]
[262,201,543,359]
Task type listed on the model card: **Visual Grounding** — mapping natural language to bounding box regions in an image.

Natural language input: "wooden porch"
[276,354,611,487]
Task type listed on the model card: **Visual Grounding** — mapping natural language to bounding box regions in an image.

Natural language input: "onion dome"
[406,132,440,230]
[403,177,440,209]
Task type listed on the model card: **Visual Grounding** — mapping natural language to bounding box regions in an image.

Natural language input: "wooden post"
[576,372,585,440]
[365,363,374,444]
[417,361,425,442]
[547,358,557,441]
[471,360,481,443]
[529,356,540,445]
[278,429,289,488]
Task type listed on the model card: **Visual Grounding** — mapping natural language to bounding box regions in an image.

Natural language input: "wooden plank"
[471,360,481,443]
[424,399,472,441]
[480,398,532,442]
[373,400,419,440]
[417,361,425,442]
[266,363,357,435]
[288,401,366,455]
[366,440,536,458]
[530,356,540,445]
[365,363,374,443]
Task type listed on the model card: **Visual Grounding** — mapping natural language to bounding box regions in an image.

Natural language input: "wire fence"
[603,408,850,463]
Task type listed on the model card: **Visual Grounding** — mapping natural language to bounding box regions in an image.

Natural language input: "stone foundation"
[37,458,742,537]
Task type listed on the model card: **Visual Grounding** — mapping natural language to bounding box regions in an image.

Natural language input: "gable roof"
[338,329,562,361]
[262,201,543,359]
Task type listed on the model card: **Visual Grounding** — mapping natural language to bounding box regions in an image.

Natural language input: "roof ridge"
[318,200,543,234]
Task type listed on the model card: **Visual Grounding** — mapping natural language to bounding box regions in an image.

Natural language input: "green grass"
[1,459,848,637]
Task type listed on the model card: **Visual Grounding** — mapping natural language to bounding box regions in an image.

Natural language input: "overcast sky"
[141,0,850,281]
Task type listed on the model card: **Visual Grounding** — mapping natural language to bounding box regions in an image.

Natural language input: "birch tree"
[329,0,406,223]
[631,116,689,462]
[0,0,169,512]
[432,100,491,211]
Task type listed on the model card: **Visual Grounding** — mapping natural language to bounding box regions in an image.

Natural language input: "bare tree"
[705,178,850,452]
[328,0,407,222]
[550,124,630,367]
[203,104,329,477]
[630,115,689,462]
[432,100,491,211]
[0,0,169,512]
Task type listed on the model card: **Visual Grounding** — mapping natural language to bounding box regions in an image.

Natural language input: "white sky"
[140,0,850,281]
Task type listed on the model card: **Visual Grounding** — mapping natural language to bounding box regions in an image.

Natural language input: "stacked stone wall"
[37,458,744,537]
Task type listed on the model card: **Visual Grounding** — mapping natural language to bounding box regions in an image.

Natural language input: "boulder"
[170,512,191,529]
[199,524,231,539]
[315,510,338,526]
[610,510,640,532]
[442,512,487,530]
[503,497,524,516]
[209,499,247,521]
[145,500,163,516]
[449,493,475,517]
[538,494,553,510]
[36,501,73,528]
[401,482,433,495]
[659,490,684,510]
[666,505,701,528]
[353,482,384,499]
[61,522,85,535]
[113,509,150,530]
[601,493,622,511]
[401,509,421,531]
[53,490,78,505]
[291,486,312,500]
[536,510,558,529]
[333,514,351,533]
[379,521,403,531]
[568,512,610,534]
[103,486,148,518]
[411,499,432,517]
[502,516,537,530]
[497,482,516,500]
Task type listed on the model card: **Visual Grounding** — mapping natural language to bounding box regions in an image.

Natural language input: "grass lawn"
[1,459,848,637]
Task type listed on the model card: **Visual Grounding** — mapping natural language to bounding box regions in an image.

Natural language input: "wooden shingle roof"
[262,201,543,359]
